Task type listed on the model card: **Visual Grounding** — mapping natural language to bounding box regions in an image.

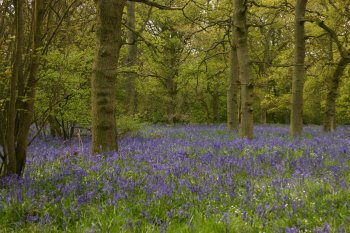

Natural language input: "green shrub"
[117,115,144,137]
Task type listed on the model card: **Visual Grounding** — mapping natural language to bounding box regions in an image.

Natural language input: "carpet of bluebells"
[1,124,350,232]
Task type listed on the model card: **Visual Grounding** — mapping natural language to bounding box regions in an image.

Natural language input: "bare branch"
[121,21,161,55]
[250,0,294,12]
[305,33,327,39]
[42,0,82,55]
[128,0,187,10]
[199,51,229,68]
[137,6,153,34]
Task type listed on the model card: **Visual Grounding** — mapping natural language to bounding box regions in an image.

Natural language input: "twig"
[42,0,81,55]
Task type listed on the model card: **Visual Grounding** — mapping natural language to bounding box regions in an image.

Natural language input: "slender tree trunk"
[261,109,267,124]
[212,89,219,123]
[227,24,239,131]
[323,57,350,132]
[166,78,177,124]
[0,110,7,176]
[197,95,211,125]
[5,0,24,175]
[125,1,137,115]
[290,0,308,135]
[15,0,46,175]
[91,0,125,154]
[259,28,271,125]
[49,115,62,137]
[233,0,253,139]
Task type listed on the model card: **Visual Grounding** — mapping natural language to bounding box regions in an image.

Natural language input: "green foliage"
[36,46,93,132]
[19,0,349,127]
[117,115,144,137]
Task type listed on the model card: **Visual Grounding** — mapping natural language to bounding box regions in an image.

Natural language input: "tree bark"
[3,0,47,176]
[290,0,307,135]
[227,24,239,131]
[323,57,350,132]
[5,0,24,175]
[233,0,253,139]
[125,1,137,115]
[163,29,180,124]
[91,0,125,154]
[14,0,46,175]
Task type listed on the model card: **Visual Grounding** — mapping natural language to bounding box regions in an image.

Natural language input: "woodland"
[0,0,350,232]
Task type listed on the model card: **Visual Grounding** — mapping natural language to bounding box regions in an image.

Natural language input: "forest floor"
[1,124,350,233]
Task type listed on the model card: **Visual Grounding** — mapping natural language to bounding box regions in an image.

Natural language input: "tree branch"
[121,21,161,55]
[42,0,81,55]
[137,6,153,34]
[316,21,349,58]
[250,0,294,12]
[128,0,186,10]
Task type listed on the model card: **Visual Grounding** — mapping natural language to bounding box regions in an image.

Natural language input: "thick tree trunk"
[5,0,24,175]
[125,1,137,115]
[323,57,350,132]
[233,0,253,139]
[227,26,239,131]
[290,0,307,135]
[91,0,125,154]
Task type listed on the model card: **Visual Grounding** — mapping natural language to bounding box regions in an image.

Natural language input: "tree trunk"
[5,0,24,175]
[15,0,46,175]
[323,57,350,132]
[166,77,177,124]
[233,0,253,139]
[212,89,219,123]
[125,1,137,115]
[49,115,62,137]
[227,25,239,131]
[261,109,267,124]
[91,0,125,154]
[0,112,5,175]
[290,0,308,135]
